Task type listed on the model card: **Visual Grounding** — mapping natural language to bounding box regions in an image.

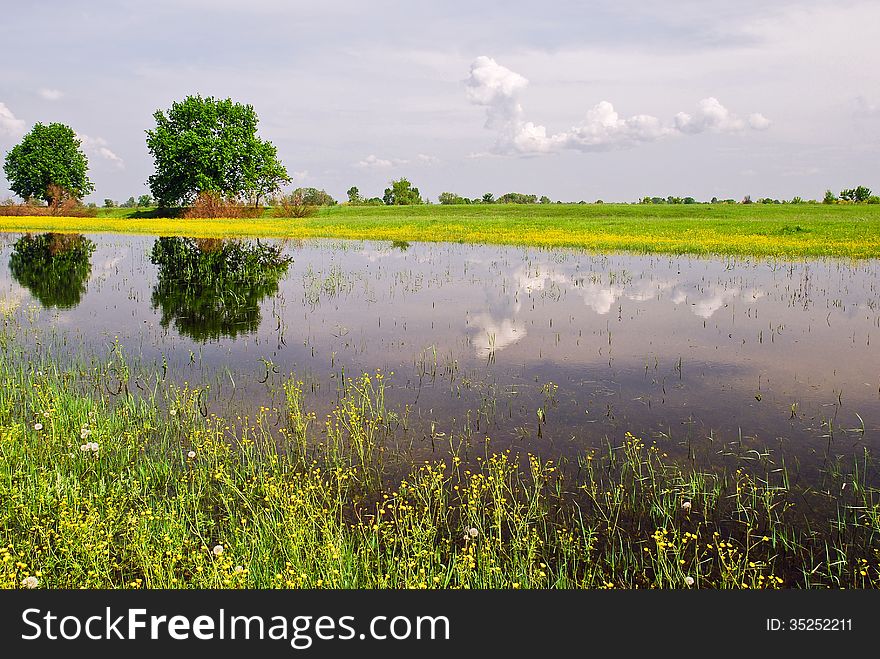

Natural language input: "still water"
[1,232,878,479]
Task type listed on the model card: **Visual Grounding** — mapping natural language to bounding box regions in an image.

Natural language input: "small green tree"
[438,192,468,205]
[539,195,551,204]
[482,192,495,204]
[146,95,289,207]
[497,192,537,204]
[103,199,116,208]
[3,123,94,204]
[137,194,153,207]
[823,189,837,204]
[291,187,337,206]
[383,178,422,205]
[840,186,872,203]
[346,186,361,204]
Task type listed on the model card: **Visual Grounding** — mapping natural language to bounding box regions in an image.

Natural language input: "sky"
[1,0,878,204]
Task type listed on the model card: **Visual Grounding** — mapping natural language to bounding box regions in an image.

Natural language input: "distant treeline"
[34,183,880,210]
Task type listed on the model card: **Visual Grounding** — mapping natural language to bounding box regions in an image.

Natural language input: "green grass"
[0,328,878,589]
[2,203,880,258]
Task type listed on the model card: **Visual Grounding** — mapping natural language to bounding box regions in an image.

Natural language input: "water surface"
[2,232,877,481]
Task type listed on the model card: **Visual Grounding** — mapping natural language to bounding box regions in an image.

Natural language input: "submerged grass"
[1,203,879,258]
[0,333,878,589]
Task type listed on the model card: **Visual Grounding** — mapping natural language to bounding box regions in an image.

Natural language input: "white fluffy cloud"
[355,154,408,168]
[77,133,124,168]
[0,102,26,138]
[38,88,64,101]
[673,97,770,134]
[466,56,770,155]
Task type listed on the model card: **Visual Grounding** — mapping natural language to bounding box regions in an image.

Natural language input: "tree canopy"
[383,178,422,205]
[290,187,337,206]
[3,123,94,203]
[145,95,289,207]
[496,192,537,204]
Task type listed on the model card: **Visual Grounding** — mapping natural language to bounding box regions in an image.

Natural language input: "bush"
[0,186,97,217]
[183,191,262,219]
[272,192,317,218]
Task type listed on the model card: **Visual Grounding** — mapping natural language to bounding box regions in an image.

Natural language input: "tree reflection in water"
[149,237,292,342]
[9,232,96,309]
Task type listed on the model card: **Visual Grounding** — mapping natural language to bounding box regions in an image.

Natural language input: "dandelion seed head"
[685,576,695,586]
[682,501,692,511]
[467,527,479,538]
[33,423,43,431]
[22,576,39,589]
[187,450,196,459]
[212,544,224,556]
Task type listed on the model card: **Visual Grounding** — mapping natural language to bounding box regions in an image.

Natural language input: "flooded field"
[2,232,878,482]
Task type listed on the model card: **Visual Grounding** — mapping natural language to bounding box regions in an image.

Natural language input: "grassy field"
[1,330,878,589]
[1,203,879,258]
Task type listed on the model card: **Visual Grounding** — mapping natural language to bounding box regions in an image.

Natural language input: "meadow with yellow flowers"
[2,202,879,258]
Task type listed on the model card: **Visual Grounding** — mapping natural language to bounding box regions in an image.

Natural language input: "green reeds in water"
[0,342,878,589]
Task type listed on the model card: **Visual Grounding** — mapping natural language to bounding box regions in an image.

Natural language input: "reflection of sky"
[467,259,768,355]
[1,235,879,467]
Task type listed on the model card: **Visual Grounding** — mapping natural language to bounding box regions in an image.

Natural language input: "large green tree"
[145,95,289,207]
[3,123,94,203]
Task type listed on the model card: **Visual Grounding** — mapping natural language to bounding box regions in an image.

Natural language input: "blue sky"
[1,0,878,203]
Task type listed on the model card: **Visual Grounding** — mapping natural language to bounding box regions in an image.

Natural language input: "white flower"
[685,576,695,587]
[169,409,178,416]
[187,450,196,459]
[80,428,91,439]
[88,442,99,452]
[43,412,51,418]
[467,527,479,538]
[33,423,43,431]
[233,565,244,574]
[682,501,692,511]
[80,444,89,452]
[212,544,224,556]
[22,576,39,589]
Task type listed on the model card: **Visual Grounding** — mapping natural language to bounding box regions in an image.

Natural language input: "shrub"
[183,191,262,219]
[272,192,317,218]
[0,185,97,217]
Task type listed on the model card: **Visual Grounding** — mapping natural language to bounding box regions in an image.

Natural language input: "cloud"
[465,56,528,130]
[355,154,408,168]
[466,56,770,155]
[748,113,771,130]
[76,133,124,168]
[417,153,439,164]
[292,169,309,181]
[38,88,64,101]
[0,102,26,139]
